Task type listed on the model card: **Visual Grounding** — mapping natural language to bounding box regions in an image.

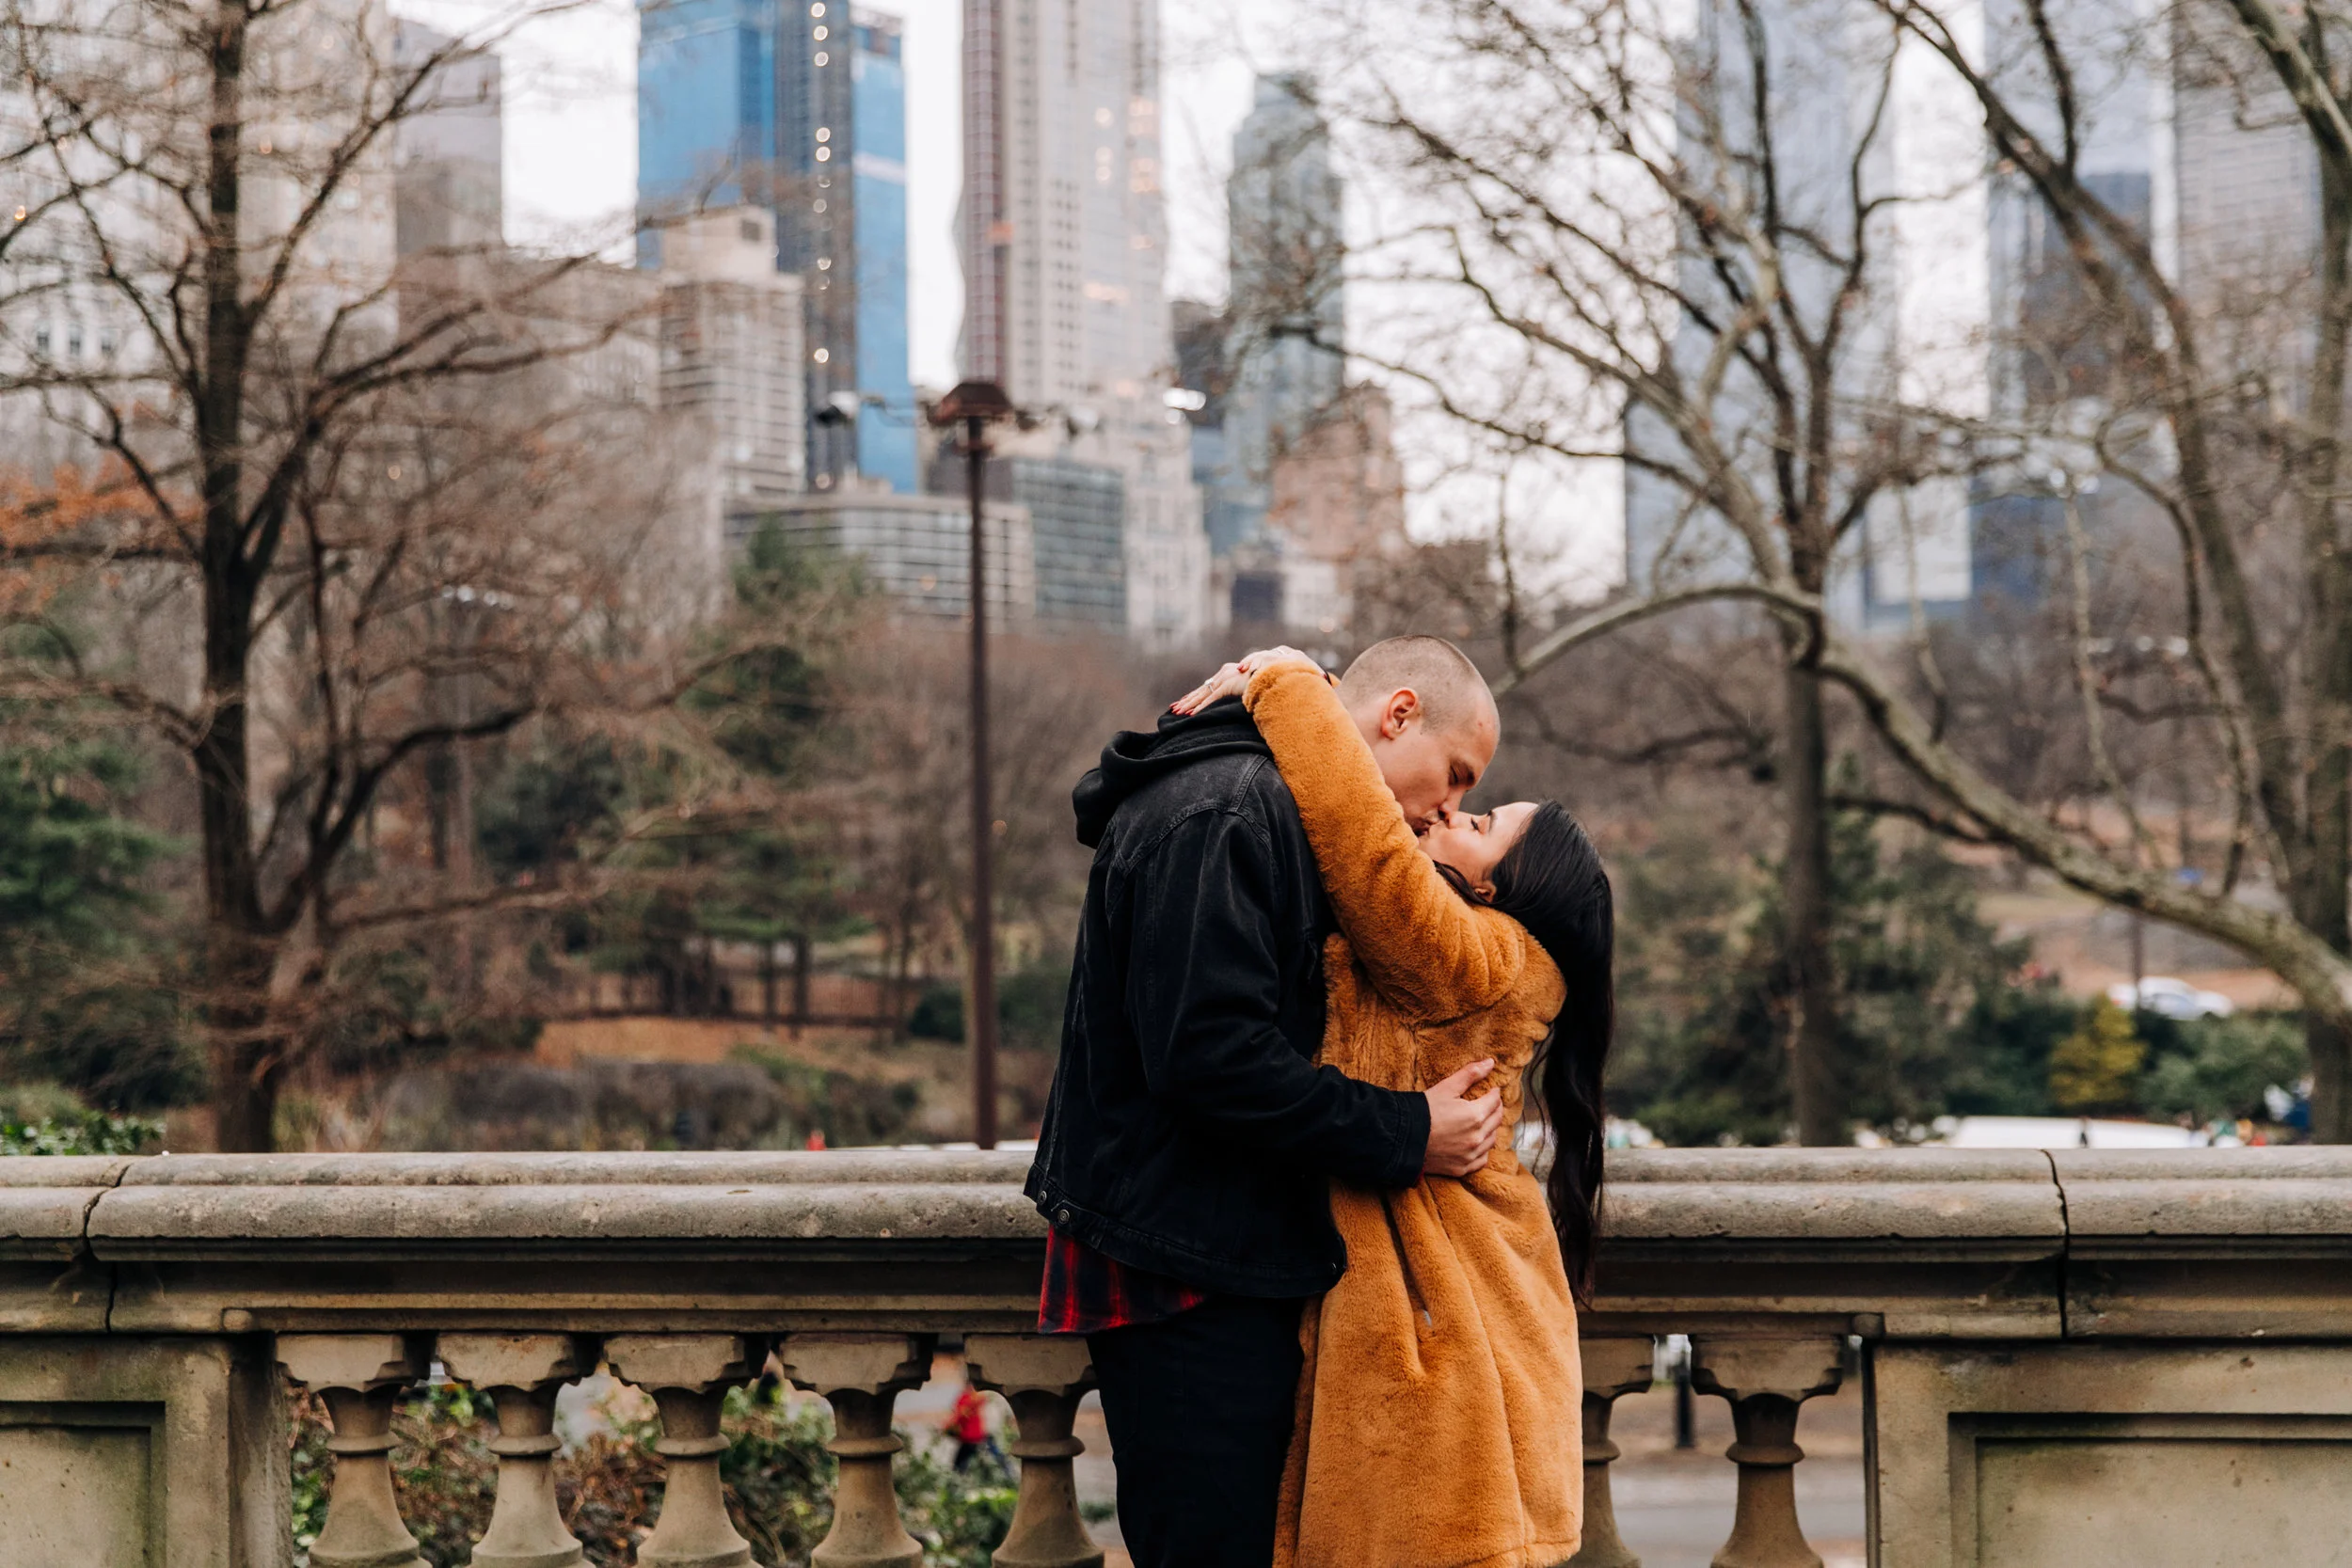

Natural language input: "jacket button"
[1056,1208,1073,1224]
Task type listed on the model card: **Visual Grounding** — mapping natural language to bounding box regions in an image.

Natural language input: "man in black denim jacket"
[1025,635,1504,1567]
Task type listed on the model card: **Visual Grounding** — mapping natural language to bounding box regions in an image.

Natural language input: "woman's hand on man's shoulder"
[1169,646,1326,716]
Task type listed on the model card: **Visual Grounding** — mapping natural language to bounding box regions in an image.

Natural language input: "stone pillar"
[965,1334,1104,1568]
[277,1333,432,1568]
[605,1334,765,1568]
[437,1332,593,1568]
[1689,1338,1844,1568]
[777,1333,936,1568]
[1568,1336,1659,1568]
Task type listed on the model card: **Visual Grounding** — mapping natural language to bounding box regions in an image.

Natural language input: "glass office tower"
[850,11,914,493]
[636,0,778,265]
[638,0,914,493]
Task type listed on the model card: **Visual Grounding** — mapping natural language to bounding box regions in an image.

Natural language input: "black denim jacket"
[1025,699,1431,1298]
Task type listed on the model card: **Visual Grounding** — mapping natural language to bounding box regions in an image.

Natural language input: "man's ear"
[1381,689,1422,738]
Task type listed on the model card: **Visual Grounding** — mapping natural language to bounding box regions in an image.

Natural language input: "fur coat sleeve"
[1244,658,1526,1022]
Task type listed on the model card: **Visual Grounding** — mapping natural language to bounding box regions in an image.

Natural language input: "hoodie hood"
[1072,697,1271,848]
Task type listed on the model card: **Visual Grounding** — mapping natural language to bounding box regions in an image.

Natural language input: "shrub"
[0,1106,162,1155]
[908,984,964,1042]
[2137,1012,2307,1126]
[897,1439,1018,1567]
[2049,1001,2147,1113]
[734,1052,923,1148]
[904,964,1071,1052]
[1946,984,2083,1117]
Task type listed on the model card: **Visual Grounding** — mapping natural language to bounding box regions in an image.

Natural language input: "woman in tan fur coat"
[1180,650,1615,1568]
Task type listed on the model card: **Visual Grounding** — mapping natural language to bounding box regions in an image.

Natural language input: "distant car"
[2106,975,2236,1021]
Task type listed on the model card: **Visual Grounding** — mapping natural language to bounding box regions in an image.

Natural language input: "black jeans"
[1088,1294,1306,1568]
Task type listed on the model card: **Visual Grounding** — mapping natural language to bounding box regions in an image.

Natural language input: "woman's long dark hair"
[1439,801,1615,1303]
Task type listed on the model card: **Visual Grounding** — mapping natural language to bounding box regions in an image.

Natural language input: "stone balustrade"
[3,1147,2351,1566]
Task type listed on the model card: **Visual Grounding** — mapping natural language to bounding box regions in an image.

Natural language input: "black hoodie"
[1025,697,1432,1298]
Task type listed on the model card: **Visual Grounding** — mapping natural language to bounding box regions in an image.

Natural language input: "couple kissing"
[1025,635,1616,1568]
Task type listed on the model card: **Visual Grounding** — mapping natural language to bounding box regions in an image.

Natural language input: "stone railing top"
[1603,1148,2059,1182]
[0,1155,132,1253]
[78,1150,1045,1256]
[1601,1146,2352,1242]
[4,1146,2351,1250]
[0,1154,137,1188]
[2049,1147,2352,1241]
[108,1149,1033,1187]
[4,1147,2351,1339]
[1597,1148,2065,1243]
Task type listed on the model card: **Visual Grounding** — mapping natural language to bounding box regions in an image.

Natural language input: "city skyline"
[385,0,1635,603]
[390,0,1277,391]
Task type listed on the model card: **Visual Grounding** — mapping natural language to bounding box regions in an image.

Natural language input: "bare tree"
[1317,0,1986,1139]
[840,624,1140,1032]
[0,0,720,1147]
[1326,0,2352,1138]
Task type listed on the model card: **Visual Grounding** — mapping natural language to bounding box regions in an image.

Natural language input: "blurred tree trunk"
[1781,657,1842,1145]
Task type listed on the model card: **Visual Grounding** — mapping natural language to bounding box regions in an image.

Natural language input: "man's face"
[1353,687,1500,832]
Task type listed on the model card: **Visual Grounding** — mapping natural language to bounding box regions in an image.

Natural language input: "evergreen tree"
[0,713,196,1109]
[471,522,867,1015]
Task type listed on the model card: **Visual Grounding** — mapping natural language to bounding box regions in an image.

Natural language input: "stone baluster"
[278,1332,432,1568]
[777,1332,936,1568]
[1689,1337,1844,1568]
[1568,1336,1661,1568]
[606,1334,766,1568]
[964,1334,1104,1568]
[437,1332,594,1568]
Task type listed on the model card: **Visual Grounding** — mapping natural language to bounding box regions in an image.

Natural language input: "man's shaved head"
[1337,635,1495,737]
[1335,635,1501,830]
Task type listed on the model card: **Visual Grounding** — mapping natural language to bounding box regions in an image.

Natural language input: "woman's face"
[1418,800,1538,896]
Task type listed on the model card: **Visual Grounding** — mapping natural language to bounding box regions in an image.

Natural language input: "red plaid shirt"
[1038,1227,1211,1334]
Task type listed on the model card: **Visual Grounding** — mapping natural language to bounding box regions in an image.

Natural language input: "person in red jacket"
[949,1385,1004,1473]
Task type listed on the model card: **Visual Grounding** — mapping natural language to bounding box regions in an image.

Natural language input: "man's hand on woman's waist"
[1422,1058,1503,1178]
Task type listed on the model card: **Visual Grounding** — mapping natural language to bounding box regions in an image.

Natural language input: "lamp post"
[931,380,1016,1148]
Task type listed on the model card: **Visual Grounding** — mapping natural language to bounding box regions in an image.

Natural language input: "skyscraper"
[2171,12,2315,318]
[655,206,809,607]
[391,20,503,256]
[637,0,915,491]
[1213,71,1371,633]
[1225,74,1345,512]
[755,491,1036,620]
[849,11,915,492]
[772,0,854,483]
[637,0,776,237]
[961,0,1210,645]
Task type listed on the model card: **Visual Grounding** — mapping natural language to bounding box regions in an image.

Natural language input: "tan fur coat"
[1246,660,1584,1568]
